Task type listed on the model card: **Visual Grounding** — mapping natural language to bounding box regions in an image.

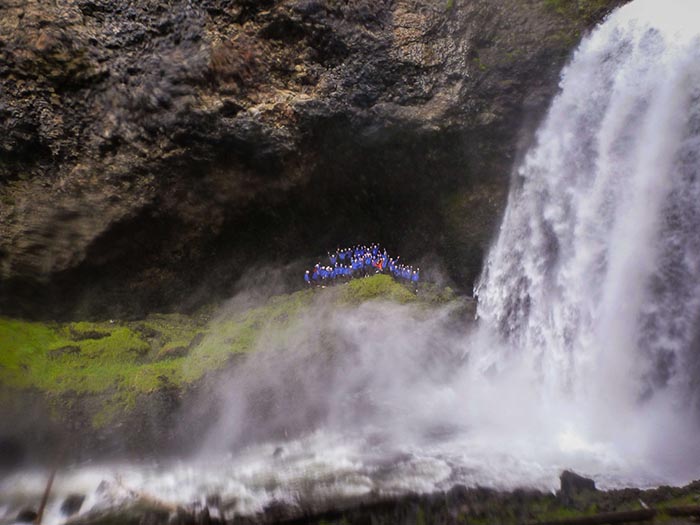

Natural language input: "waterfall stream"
[476,0,700,409]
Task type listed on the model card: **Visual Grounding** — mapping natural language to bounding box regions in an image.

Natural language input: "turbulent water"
[3,0,700,521]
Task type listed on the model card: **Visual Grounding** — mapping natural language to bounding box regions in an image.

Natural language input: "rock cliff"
[0,0,625,318]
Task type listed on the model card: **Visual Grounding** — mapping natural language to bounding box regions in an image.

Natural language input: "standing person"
[374,257,383,272]
[304,270,311,285]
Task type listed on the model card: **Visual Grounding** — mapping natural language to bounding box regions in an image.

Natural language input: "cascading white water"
[476,0,700,417]
[3,0,700,522]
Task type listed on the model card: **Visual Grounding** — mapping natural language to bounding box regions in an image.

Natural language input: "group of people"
[304,243,421,286]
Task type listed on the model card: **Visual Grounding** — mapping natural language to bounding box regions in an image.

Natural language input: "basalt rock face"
[0,0,626,318]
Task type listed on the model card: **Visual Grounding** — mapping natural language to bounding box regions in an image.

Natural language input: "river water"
[3,0,700,522]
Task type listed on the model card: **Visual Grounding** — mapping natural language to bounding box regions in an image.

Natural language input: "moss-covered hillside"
[0,275,458,432]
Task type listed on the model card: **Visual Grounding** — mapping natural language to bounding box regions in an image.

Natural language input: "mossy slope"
[0,276,446,427]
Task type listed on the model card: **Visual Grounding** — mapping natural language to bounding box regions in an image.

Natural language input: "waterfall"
[3,2,700,521]
[476,0,700,412]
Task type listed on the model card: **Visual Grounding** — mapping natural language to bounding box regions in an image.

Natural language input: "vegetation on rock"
[0,275,454,428]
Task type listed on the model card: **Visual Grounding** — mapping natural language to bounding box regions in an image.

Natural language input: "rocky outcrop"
[28,480,700,525]
[0,0,626,318]
[559,470,597,505]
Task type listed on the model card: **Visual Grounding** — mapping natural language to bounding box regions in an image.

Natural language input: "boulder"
[559,470,597,505]
[15,508,38,523]
[0,436,26,471]
[61,494,86,517]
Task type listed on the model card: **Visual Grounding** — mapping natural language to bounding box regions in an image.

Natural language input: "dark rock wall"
[0,0,626,318]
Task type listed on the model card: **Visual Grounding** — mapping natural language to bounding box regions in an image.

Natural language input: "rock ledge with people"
[305,244,420,288]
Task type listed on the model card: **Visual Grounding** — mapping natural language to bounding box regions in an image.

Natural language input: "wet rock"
[16,508,38,523]
[559,470,597,505]
[0,0,628,319]
[69,328,110,341]
[68,502,175,525]
[0,436,26,471]
[171,507,196,525]
[139,509,171,525]
[445,483,469,511]
[196,507,210,525]
[61,494,86,516]
[205,495,221,509]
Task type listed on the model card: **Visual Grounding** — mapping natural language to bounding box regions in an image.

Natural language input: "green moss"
[417,283,457,304]
[530,497,646,523]
[416,507,427,525]
[656,492,700,508]
[339,274,417,305]
[544,0,615,23]
[535,506,595,521]
[0,317,190,425]
[1,276,454,428]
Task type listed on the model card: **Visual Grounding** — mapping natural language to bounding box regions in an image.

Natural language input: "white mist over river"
[3,0,700,521]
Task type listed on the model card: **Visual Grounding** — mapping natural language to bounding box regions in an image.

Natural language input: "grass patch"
[339,274,417,305]
[1,275,452,427]
[0,287,318,425]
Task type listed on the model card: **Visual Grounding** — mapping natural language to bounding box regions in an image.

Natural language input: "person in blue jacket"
[304,270,311,284]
